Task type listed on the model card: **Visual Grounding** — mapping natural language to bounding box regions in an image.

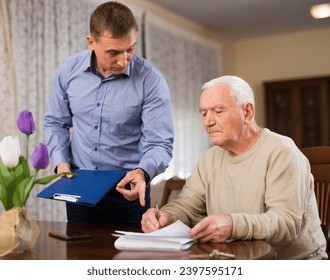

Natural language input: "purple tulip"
[16,110,36,135]
[31,143,50,169]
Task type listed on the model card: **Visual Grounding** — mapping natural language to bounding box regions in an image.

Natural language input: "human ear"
[86,35,95,50]
[243,103,255,122]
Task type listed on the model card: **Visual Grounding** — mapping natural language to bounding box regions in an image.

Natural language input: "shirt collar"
[86,50,131,79]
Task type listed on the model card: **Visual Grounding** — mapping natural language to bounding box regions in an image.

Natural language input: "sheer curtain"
[144,13,222,184]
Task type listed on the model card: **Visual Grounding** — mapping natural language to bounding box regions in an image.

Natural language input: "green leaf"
[12,156,30,183]
[0,182,9,210]
[34,172,76,185]
[13,175,35,207]
[0,156,34,209]
[0,157,12,186]
[3,179,17,210]
[22,176,37,206]
[34,174,61,184]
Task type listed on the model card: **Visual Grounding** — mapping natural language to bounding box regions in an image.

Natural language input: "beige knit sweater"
[162,129,327,259]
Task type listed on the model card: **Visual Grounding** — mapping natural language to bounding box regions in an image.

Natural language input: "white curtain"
[0,0,143,220]
[144,13,222,184]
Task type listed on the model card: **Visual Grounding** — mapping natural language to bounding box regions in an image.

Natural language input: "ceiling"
[145,0,330,39]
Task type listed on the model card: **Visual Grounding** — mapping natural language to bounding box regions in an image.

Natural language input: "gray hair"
[201,75,255,106]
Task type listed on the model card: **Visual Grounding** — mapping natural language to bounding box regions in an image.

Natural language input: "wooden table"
[1,220,276,260]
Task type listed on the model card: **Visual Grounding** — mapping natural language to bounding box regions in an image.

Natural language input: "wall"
[121,0,235,74]
[234,27,330,126]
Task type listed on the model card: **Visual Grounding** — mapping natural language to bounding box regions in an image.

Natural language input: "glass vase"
[0,207,40,257]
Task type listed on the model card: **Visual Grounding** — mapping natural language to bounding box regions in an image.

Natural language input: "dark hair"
[90,1,138,39]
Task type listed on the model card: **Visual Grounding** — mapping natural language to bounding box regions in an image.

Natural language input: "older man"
[141,75,327,259]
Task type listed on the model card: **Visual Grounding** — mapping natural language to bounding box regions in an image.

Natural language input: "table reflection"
[0,221,276,260]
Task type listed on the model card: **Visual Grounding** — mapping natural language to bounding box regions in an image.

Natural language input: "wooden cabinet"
[264,76,330,148]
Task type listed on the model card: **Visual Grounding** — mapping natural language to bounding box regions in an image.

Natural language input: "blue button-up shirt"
[44,50,174,179]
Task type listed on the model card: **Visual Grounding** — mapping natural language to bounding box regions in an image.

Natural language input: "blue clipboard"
[37,169,127,207]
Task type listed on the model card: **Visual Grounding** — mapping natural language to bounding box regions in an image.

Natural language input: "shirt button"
[94,125,98,129]
[95,167,99,170]
[94,147,98,151]
[97,103,101,106]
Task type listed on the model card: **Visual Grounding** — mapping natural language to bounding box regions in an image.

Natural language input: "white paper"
[113,220,196,251]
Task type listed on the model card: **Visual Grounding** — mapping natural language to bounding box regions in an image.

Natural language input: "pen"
[155,200,159,219]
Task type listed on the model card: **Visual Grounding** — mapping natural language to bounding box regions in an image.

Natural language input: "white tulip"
[0,136,21,168]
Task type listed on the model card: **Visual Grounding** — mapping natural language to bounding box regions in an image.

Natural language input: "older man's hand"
[189,214,233,243]
[141,208,171,232]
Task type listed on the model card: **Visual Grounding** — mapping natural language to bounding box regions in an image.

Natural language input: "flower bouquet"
[0,110,70,256]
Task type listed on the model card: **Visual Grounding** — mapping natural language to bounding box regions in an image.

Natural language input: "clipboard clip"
[53,193,81,203]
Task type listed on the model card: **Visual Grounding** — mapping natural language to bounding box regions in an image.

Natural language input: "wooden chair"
[160,177,186,207]
[301,146,330,243]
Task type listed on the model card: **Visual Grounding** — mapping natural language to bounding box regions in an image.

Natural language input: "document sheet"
[113,220,196,251]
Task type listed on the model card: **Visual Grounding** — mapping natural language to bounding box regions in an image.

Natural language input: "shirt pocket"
[108,109,142,144]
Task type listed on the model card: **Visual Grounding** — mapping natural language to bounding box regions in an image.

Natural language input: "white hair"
[201,75,255,106]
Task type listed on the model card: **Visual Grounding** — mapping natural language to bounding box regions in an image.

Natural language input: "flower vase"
[0,207,40,257]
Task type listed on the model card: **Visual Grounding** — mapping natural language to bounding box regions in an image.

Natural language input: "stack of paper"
[113,220,196,251]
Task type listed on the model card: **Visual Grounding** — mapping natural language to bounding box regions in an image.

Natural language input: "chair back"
[161,177,185,207]
[301,146,330,241]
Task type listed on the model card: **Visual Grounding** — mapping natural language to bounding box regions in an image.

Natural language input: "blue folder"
[37,169,127,207]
